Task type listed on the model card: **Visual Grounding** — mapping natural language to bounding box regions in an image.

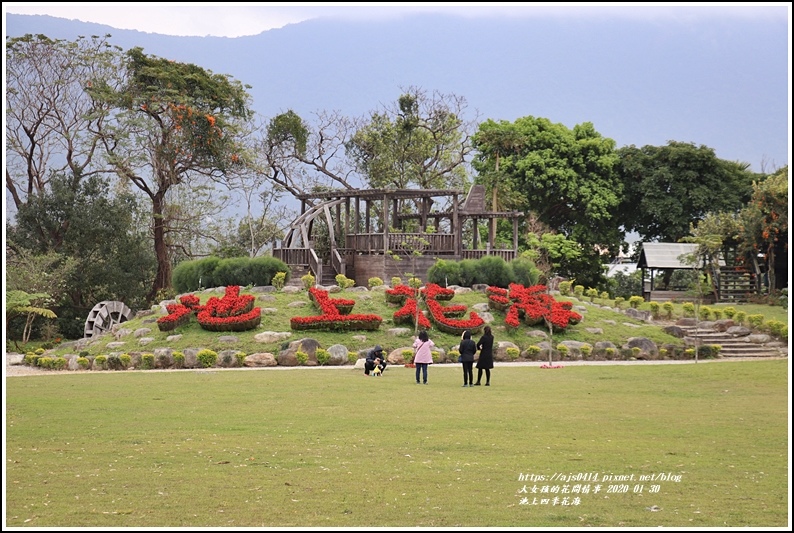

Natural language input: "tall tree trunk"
[148,192,171,302]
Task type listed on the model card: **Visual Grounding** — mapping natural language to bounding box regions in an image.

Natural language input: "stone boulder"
[624,337,658,358]
[326,344,349,365]
[245,353,277,367]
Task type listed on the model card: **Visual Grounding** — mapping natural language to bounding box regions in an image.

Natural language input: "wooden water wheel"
[83,301,133,338]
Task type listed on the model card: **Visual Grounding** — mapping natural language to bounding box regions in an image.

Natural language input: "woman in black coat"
[458,330,477,387]
[475,325,494,386]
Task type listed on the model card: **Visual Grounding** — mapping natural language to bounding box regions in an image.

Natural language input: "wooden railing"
[273,247,309,266]
[461,249,516,261]
[388,233,455,254]
[308,248,321,284]
[331,248,345,277]
[345,233,385,252]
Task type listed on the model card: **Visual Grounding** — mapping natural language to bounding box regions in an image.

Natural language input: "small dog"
[372,366,382,377]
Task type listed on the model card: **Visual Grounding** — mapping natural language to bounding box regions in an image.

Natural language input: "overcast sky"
[3,2,789,38]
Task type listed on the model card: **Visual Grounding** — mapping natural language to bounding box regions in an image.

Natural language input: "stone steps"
[678,327,782,358]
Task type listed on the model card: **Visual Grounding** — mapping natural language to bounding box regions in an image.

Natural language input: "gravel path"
[6,354,785,378]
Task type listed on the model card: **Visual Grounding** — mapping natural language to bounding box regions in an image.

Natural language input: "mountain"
[5,13,789,172]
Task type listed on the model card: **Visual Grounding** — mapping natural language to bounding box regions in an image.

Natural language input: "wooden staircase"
[717,248,760,303]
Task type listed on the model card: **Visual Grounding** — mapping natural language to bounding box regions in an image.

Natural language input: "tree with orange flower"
[89,47,254,301]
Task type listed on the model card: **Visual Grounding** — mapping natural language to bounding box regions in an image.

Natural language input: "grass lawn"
[4,359,789,527]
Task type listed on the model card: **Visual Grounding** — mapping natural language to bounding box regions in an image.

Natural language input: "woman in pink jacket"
[412,330,435,385]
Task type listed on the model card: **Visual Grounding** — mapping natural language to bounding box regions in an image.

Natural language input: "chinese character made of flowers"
[156,285,261,332]
[289,287,383,331]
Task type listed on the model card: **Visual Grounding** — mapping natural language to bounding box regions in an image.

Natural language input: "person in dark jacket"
[458,330,477,387]
[474,325,494,386]
[364,345,387,376]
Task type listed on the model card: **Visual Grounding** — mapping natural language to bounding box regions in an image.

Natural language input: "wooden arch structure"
[273,185,523,286]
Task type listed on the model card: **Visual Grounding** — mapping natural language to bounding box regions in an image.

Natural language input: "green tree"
[8,174,156,335]
[472,116,622,287]
[737,166,788,292]
[347,87,474,191]
[615,141,755,243]
[6,33,120,217]
[6,290,57,345]
[91,46,254,301]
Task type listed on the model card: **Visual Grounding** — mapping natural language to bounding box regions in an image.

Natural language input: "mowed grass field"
[4,359,790,528]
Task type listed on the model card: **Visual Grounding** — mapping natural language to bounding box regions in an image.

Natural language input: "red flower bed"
[490,284,581,332]
[196,286,261,332]
[421,283,454,301]
[157,303,193,332]
[393,298,432,329]
[385,284,417,304]
[292,287,382,331]
[426,299,484,335]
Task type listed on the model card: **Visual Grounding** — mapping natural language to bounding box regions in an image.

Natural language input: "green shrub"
[747,314,764,329]
[172,351,185,369]
[766,320,786,338]
[94,355,108,370]
[407,277,422,290]
[38,356,54,369]
[448,349,460,362]
[141,353,155,370]
[526,345,541,360]
[604,347,616,360]
[235,352,247,366]
[631,347,641,359]
[315,349,330,366]
[614,297,625,310]
[79,350,90,358]
[712,308,723,320]
[368,277,384,288]
[649,302,660,319]
[698,306,712,321]
[391,276,402,287]
[580,345,592,359]
[35,348,45,355]
[600,291,609,301]
[628,296,644,309]
[272,272,287,291]
[401,349,414,363]
[431,350,441,363]
[662,301,674,319]
[77,357,90,369]
[347,351,359,364]
[301,274,315,290]
[659,348,668,359]
[509,257,541,288]
[734,310,746,325]
[476,256,512,288]
[107,355,124,371]
[682,302,695,318]
[585,288,598,302]
[573,285,585,298]
[558,281,573,296]
[120,354,132,369]
[506,347,520,361]
[457,259,479,288]
[556,344,569,358]
[722,306,737,319]
[779,288,788,310]
[295,351,308,366]
[197,349,218,368]
[700,345,722,359]
[335,274,355,289]
[53,357,67,370]
[172,255,221,292]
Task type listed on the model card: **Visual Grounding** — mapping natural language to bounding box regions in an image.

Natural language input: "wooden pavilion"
[272,185,523,286]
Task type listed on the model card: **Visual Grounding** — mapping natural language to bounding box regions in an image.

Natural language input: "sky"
[3,2,790,38]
